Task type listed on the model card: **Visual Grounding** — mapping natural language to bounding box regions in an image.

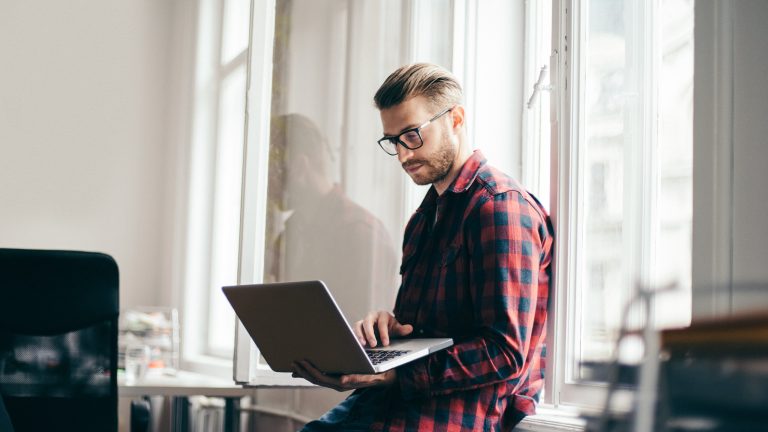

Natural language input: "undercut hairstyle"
[373,63,463,111]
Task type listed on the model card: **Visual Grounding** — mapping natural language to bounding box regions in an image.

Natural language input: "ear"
[450,105,465,132]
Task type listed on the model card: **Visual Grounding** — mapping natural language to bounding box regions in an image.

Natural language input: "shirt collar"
[445,150,486,194]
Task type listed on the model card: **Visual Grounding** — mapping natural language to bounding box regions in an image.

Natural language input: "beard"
[401,132,457,186]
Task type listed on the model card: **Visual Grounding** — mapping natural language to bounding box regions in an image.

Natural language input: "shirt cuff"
[396,357,431,401]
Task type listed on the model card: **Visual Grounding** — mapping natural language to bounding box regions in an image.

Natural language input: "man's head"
[374,63,470,194]
[269,114,334,208]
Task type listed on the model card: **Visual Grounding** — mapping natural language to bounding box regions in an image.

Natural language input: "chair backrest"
[0,394,13,432]
[0,248,119,432]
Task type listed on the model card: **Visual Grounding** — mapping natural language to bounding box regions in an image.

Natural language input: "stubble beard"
[403,132,457,186]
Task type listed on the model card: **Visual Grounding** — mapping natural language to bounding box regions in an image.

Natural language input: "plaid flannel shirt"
[365,150,553,431]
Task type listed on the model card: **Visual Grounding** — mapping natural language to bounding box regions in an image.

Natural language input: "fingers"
[353,311,413,347]
[359,311,389,347]
[353,310,384,346]
[291,360,389,392]
[353,319,366,346]
[391,322,414,337]
[292,360,343,392]
[377,312,392,346]
[360,311,379,347]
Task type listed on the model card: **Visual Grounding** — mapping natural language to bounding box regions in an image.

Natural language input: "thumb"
[392,322,413,336]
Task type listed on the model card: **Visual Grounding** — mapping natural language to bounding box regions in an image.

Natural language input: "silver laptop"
[222,280,453,374]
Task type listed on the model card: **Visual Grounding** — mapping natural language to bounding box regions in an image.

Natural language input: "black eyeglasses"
[376,106,454,156]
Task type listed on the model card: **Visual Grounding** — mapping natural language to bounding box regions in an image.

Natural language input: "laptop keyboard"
[365,349,410,365]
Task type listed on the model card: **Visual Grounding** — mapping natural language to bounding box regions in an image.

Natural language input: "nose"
[396,142,414,163]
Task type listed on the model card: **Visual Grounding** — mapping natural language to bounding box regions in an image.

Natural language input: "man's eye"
[402,131,420,142]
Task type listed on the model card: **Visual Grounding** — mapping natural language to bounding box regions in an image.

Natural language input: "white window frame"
[547,0,644,409]
[233,0,276,383]
[181,0,252,377]
[535,0,695,418]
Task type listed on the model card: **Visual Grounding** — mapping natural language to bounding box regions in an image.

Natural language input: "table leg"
[172,396,190,432]
[224,397,240,432]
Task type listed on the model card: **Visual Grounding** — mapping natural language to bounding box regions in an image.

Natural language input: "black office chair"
[0,394,13,432]
[0,248,119,432]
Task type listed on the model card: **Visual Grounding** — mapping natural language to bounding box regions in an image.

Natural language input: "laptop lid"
[222,280,452,374]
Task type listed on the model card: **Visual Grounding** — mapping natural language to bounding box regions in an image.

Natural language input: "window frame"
[231,1,699,425]
[232,0,466,384]
[232,0,276,383]
[540,0,695,414]
[180,0,253,377]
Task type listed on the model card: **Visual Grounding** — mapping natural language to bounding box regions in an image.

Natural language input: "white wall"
[473,0,525,180]
[0,0,182,309]
[730,1,768,310]
[692,0,768,317]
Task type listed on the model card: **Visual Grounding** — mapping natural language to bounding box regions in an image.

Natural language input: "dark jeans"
[299,390,383,432]
[299,389,528,431]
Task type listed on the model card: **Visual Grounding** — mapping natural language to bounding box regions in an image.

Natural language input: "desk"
[119,370,255,432]
[119,370,249,398]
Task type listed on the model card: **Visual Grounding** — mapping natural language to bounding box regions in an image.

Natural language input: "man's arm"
[396,190,551,400]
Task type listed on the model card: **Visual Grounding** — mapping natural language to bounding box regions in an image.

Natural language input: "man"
[293,63,554,431]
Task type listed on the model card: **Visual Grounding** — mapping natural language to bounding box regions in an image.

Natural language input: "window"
[236,0,460,383]
[174,0,697,425]
[182,0,251,373]
[542,0,694,409]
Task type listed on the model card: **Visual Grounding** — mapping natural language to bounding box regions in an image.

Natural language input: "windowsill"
[516,406,587,432]
[181,353,234,380]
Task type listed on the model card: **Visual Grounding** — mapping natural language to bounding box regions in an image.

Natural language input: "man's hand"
[291,360,396,392]
[354,311,413,347]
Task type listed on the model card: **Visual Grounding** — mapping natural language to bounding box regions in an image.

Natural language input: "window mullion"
[235,0,276,383]
[643,0,660,315]
[204,0,233,358]
[622,0,645,331]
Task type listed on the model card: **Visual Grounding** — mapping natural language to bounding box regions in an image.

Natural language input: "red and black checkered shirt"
[368,150,553,431]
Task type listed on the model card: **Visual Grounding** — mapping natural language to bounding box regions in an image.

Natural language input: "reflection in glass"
[0,323,112,397]
[264,114,398,321]
[254,0,451,419]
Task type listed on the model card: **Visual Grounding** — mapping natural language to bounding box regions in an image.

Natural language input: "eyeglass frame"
[376,106,455,156]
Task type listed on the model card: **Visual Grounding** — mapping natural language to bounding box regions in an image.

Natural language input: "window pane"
[577,0,632,368]
[573,0,693,378]
[254,0,457,374]
[206,64,247,355]
[263,0,406,349]
[653,0,694,329]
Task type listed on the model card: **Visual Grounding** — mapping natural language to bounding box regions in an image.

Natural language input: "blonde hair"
[374,63,463,110]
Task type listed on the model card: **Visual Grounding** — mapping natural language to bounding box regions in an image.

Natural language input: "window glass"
[185,0,251,363]
[263,0,405,337]
[653,0,694,329]
[572,0,693,378]
[206,64,247,355]
[253,0,457,373]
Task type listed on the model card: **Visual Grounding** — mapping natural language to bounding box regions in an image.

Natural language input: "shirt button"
[418,329,425,335]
